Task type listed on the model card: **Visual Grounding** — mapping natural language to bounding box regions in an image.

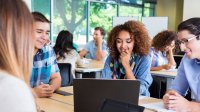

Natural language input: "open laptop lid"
[73,79,140,112]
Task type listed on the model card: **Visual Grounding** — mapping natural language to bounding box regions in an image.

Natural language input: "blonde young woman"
[0,0,36,111]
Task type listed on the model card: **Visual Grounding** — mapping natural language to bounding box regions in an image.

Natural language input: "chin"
[35,44,44,49]
[186,54,195,59]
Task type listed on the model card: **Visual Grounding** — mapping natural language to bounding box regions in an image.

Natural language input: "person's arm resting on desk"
[163,90,200,112]
[49,72,61,92]
[33,72,61,98]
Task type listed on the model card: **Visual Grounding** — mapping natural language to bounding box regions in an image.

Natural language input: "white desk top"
[151,69,177,78]
[75,60,104,73]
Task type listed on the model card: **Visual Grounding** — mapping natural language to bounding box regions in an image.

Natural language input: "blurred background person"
[54,30,80,78]
[79,27,107,61]
[151,30,177,71]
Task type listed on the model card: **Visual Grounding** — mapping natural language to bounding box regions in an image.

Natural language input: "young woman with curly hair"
[151,30,177,71]
[102,20,152,96]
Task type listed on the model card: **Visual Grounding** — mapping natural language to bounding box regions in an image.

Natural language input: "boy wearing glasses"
[163,17,200,112]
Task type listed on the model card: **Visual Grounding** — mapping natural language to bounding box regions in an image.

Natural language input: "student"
[54,30,80,78]
[102,20,153,96]
[79,27,107,61]
[163,17,200,112]
[0,0,36,111]
[151,30,177,71]
[31,12,61,98]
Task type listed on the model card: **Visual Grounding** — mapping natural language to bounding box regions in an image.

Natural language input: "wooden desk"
[151,70,177,89]
[37,86,166,112]
[75,60,104,78]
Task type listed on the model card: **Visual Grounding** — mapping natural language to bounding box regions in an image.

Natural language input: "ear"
[197,35,200,40]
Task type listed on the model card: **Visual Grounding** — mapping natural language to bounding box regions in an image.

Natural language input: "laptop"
[73,79,140,112]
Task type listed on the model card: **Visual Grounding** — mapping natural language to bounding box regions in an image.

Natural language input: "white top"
[0,71,37,112]
[57,49,80,78]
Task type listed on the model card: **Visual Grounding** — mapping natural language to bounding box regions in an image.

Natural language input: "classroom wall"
[155,0,183,31]
[183,0,200,20]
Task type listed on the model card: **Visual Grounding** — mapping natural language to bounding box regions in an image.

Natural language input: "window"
[32,0,156,45]
[53,0,87,45]
[90,2,117,40]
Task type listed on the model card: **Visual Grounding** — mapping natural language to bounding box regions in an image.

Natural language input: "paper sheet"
[141,102,175,112]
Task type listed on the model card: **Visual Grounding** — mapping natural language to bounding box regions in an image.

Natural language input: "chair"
[58,63,73,87]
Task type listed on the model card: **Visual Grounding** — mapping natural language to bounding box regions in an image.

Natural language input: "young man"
[79,27,107,61]
[31,12,61,98]
[163,17,200,112]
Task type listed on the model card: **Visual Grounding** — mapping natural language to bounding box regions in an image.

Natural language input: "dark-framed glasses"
[176,35,197,45]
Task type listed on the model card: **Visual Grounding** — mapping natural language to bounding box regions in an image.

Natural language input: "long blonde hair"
[0,0,34,83]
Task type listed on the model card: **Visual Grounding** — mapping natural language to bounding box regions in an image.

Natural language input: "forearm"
[151,66,164,71]
[96,44,103,61]
[124,65,136,79]
[49,73,61,91]
[168,49,176,66]
[188,101,200,112]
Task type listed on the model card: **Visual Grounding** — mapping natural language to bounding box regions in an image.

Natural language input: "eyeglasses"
[176,36,197,46]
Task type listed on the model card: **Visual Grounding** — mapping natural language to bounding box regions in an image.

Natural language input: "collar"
[195,59,200,64]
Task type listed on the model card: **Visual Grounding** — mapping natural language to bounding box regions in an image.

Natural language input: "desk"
[75,60,104,78]
[37,86,168,112]
[151,70,177,89]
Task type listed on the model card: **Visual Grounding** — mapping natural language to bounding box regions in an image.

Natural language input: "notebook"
[73,79,140,112]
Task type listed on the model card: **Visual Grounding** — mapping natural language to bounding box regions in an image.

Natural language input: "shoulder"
[41,45,54,52]
[138,54,151,61]
[0,72,36,111]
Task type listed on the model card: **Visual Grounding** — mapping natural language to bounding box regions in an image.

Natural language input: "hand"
[163,90,190,112]
[96,36,103,46]
[33,83,54,98]
[162,64,171,70]
[120,50,131,68]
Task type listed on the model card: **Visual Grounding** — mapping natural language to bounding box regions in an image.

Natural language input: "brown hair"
[0,0,34,82]
[107,20,151,59]
[152,30,177,51]
[95,27,105,36]
[32,11,50,23]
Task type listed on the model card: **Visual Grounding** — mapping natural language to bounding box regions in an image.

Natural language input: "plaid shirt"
[30,45,59,87]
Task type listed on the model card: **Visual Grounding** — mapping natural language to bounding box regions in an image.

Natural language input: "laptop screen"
[73,79,140,112]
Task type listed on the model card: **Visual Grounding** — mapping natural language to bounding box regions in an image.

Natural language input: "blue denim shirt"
[170,55,200,102]
[102,54,153,96]
[84,40,107,61]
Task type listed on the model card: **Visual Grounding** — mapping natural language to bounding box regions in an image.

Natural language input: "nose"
[121,41,127,49]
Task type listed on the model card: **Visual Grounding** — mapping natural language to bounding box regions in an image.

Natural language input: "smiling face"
[116,30,134,55]
[178,30,200,59]
[34,21,50,50]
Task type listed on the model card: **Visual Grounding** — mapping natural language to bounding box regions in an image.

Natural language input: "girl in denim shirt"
[102,20,152,96]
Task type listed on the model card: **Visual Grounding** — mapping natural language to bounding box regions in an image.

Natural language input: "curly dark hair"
[152,30,177,51]
[107,20,151,59]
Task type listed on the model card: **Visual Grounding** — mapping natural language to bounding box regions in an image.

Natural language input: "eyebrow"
[36,29,50,33]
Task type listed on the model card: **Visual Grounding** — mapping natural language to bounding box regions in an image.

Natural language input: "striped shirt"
[30,45,59,87]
